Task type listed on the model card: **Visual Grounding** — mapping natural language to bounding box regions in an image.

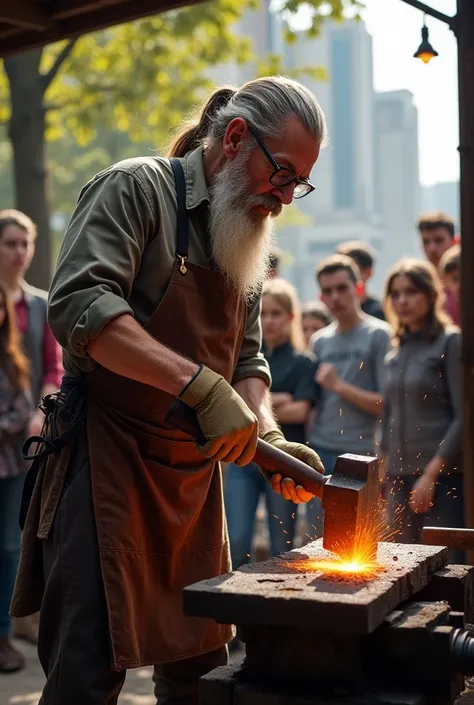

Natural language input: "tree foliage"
[0,0,256,148]
[0,0,362,147]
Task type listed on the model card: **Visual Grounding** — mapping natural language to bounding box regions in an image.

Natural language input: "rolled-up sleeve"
[436,330,462,465]
[48,169,156,358]
[232,296,271,386]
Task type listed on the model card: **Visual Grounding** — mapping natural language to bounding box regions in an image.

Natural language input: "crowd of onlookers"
[224,211,463,573]
[0,207,462,672]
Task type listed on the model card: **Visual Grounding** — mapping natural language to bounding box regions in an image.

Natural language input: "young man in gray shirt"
[307,254,391,535]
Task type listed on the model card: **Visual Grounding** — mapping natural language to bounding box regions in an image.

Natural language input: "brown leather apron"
[84,159,247,669]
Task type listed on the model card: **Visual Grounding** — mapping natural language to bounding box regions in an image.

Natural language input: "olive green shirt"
[48,147,271,386]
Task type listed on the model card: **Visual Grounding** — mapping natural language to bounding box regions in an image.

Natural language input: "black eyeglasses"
[249,128,315,199]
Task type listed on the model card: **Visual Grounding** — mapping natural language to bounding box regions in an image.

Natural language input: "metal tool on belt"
[165,399,380,560]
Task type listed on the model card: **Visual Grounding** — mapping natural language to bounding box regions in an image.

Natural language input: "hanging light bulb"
[414,20,439,64]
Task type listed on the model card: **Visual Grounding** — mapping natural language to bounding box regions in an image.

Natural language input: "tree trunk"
[4,49,51,290]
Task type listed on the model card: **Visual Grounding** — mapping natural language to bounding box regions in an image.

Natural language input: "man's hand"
[270,475,313,504]
[261,429,324,504]
[409,473,436,514]
[409,458,443,514]
[180,366,258,465]
[316,363,339,391]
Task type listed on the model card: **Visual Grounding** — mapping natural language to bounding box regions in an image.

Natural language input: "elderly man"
[12,76,327,705]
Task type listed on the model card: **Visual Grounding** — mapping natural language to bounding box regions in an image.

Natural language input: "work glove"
[180,366,258,465]
[261,428,325,504]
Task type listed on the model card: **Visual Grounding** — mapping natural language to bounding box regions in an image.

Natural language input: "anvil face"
[183,540,448,635]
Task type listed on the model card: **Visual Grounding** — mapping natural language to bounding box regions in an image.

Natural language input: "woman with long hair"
[224,278,318,569]
[0,281,32,672]
[381,259,463,559]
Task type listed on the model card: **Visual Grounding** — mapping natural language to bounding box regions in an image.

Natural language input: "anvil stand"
[184,540,474,705]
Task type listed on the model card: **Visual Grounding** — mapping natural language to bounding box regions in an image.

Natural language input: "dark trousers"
[0,474,24,637]
[385,472,465,564]
[38,435,227,705]
[224,461,297,568]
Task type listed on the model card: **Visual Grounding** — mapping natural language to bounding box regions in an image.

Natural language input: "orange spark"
[289,499,404,581]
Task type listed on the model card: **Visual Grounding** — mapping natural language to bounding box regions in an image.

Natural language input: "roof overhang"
[0,0,202,56]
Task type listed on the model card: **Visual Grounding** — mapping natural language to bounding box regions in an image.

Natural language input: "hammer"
[165,400,380,561]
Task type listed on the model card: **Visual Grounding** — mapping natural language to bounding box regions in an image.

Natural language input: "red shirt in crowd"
[14,295,63,390]
[445,287,460,327]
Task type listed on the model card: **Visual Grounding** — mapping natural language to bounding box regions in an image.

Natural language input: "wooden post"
[458,0,474,560]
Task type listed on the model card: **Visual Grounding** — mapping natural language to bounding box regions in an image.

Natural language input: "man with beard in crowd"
[11,76,327,705]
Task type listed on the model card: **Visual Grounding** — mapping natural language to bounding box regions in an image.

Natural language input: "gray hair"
[209,76,327,145]
[167,75,327,158]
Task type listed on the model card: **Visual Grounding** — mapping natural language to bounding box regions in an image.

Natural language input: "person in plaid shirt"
[0,280,33,672]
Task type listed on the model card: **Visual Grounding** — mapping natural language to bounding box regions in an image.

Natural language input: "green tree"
[0,0,361,288]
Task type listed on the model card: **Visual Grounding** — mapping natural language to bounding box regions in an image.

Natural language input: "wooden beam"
[51,0,127,21]
[423,526,474,550]
[0,2,51,30]
[459,0,474,561]
[0,26,24,41]
[0,0,203,56]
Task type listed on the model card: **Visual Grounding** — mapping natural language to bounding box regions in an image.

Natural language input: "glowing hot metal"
[290,555,382,581]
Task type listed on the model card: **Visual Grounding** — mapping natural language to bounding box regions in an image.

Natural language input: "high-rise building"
[281,20,389,299]
[285,20,378,223]
[209,0,283,87]
[373,90,422,273]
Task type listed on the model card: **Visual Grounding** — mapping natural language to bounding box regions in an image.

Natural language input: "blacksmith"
[12,76,327,705]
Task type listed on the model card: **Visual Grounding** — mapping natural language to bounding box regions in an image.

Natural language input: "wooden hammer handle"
[165,400,326,498]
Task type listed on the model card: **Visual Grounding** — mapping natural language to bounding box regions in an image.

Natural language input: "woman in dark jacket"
[381,259,462,558]
[0,280,32,672]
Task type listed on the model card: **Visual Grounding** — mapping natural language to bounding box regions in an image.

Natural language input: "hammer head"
[322,454,380,562]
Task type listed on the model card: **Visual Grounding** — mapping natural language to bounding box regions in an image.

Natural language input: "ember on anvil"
[183,540,448,635]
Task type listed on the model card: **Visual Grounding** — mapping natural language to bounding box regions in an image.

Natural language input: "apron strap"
[170,158,189,273]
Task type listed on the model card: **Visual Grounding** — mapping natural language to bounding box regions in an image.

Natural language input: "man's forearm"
[233,377,277,435]
[333,379,383,416]
[276,400,310,425]
[87,313,198,396]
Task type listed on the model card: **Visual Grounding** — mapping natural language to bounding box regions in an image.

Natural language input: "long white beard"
[208,149,281,300]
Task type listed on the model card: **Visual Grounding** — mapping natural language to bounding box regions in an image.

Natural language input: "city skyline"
[291,0,459,188]
[364,0,458,188]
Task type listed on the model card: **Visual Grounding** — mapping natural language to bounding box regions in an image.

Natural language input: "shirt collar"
[182,146,210,210]
[262,339,293,357]
[401,322,436,344]
[19,280,32,305]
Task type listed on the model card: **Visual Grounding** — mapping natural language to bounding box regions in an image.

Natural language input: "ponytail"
[166,86,237,158]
